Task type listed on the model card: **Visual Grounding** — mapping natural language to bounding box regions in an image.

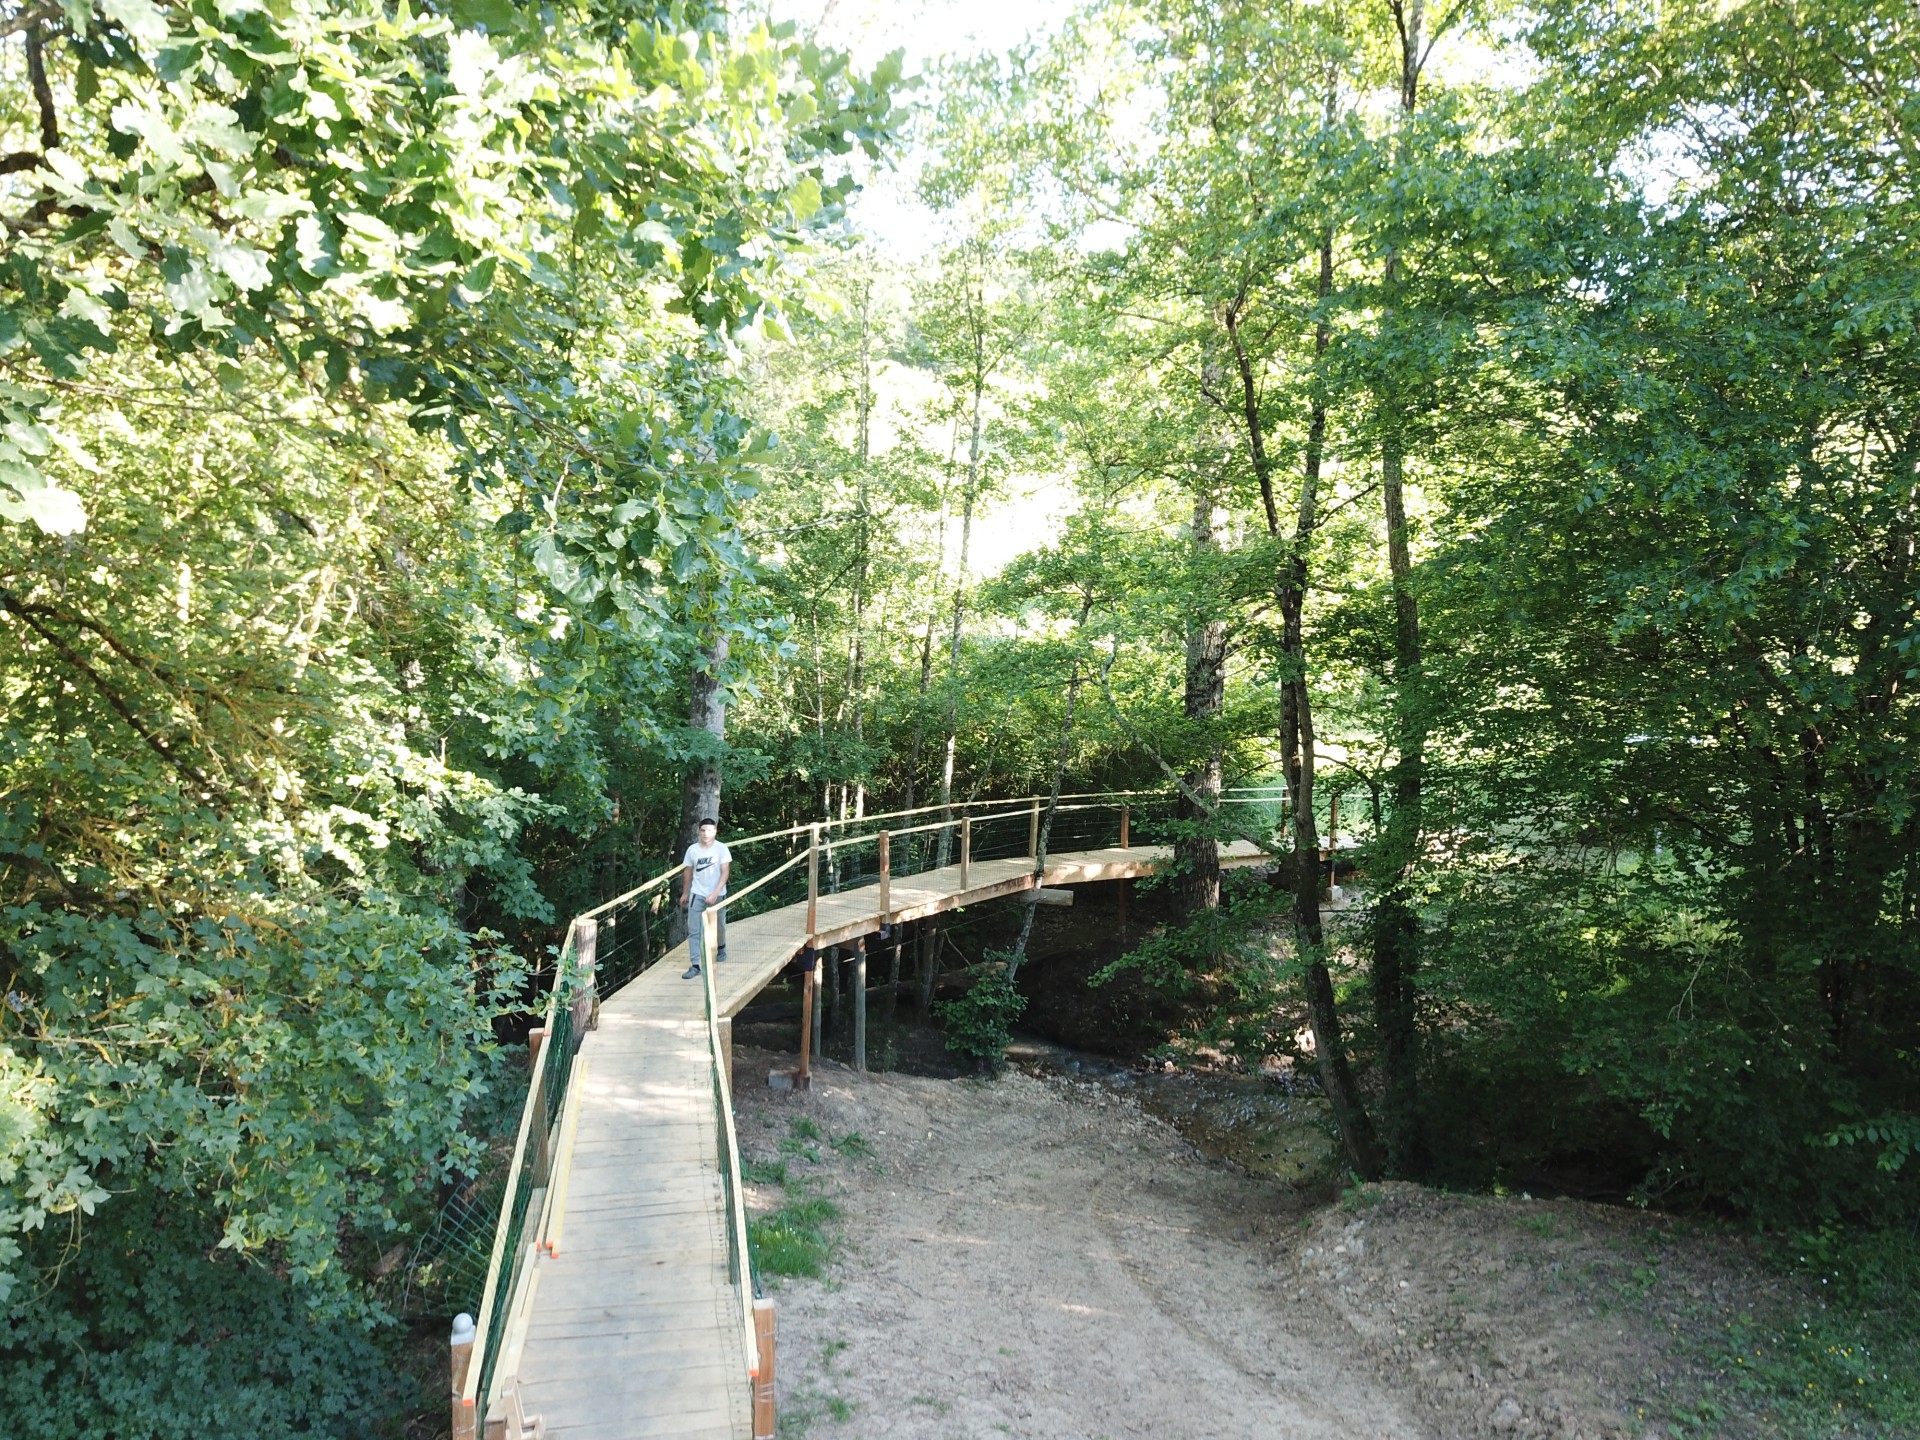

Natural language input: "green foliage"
[0,0,903,1424]
[830,1130,873,1160]
[935,958,1028,1072]
[1705,1225,1920,1438]
[0,1192,393,1440]
[909,0,1920,1228]
[748,1193,840,1280]
[742,1156,790,1186]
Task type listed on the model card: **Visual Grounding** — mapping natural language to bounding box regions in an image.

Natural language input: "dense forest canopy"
[1,0,1915,1431]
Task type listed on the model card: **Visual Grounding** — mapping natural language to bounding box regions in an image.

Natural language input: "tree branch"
[0,588,220,797]
[0,2,58,42]
[1096,644,1284,858]
[25,22,58,152]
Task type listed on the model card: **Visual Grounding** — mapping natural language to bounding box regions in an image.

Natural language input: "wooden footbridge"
[448,788,1286,1440]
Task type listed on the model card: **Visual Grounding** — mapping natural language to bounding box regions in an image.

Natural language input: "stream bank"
[734,1045,1829,1440]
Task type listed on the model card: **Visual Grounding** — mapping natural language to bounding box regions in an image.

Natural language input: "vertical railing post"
[571,915,598,1039]
[1120,803,1131,849]
[1028,799,1040,859]
[806,824,820,938]
[450,1313,477,1440]
[752,1299,777,1439]
[527,1027,551,1184]
[796,945,815,1092]
[960,810,972,891]
[877,830,891,917]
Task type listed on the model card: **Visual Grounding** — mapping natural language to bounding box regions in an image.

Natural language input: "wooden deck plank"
[510,839,1264,1438]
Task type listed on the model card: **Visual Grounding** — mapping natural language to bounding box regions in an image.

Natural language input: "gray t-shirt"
[683,840,731,900]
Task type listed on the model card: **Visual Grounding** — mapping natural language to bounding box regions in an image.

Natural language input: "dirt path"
[733,1050,1797,1440]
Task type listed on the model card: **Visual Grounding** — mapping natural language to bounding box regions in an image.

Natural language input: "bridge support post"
[960,811,971,890]
[810,950,824,1072]
[877,830,890,916]
[752,1298,777,1439]
[853,937,867,1073]
[887,923,903,1025]
[1029,799,1039,859]
[796,946,816,1091]
[1120,803,1130,849]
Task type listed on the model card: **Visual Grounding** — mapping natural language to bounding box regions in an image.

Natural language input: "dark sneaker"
[682,964,701,979]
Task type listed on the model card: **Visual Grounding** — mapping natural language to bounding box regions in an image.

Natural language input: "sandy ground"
[733,1049,1801,1440]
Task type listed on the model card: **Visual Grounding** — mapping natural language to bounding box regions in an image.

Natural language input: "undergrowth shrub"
[0,1193,394,1440]
[935,959,1027,1072]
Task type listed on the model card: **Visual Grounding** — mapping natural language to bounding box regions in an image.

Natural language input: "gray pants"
[688,892,728,967]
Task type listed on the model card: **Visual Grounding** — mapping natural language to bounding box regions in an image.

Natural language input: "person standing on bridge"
[680,817,731,978]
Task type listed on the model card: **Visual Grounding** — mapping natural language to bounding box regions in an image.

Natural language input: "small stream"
[1005,1034,1342,1188]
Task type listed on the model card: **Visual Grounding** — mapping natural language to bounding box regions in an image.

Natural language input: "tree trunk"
[936,319,985,870]
[1373,0,1430,1176]
[848,280,874,819]
[1178,489,1226,916]
[1005,595,1094,981]
[675,630,729,858]
[1228,212,1384,1180]
[905,421,958,815]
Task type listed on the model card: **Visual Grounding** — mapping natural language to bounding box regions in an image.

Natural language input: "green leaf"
[0,460,87,534]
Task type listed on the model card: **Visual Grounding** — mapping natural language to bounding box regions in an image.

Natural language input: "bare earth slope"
[733,1050,1797,1440]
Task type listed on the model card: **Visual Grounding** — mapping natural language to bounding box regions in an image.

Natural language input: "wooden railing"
[450,919,597,1440]
[449,782,1292,1437]
[697,915,772,1436]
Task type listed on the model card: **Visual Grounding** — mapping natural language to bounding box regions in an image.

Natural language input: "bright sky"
[757,3,1558,584]
[770,0,1081,260]
[761,0,1091,579]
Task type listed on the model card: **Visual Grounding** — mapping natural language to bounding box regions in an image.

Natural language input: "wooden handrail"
[579,788,1288,923]
[721,847,809,909]
[578,863,686,921]
[708,783,1286,855]
[462,935,571,1415]
[699,926,760,1404]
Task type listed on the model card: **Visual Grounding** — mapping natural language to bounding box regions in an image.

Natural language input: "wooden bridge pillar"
[795,947,815,1090]
[1120,803,1130,849]
[960,811,971,890]
[809,950,824,1077]
[853,936,867,1073]
[877,830,890,915]
[1028,799,1039,858]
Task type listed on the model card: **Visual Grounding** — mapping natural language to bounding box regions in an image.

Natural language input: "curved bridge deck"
[503,836,1271,1438]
